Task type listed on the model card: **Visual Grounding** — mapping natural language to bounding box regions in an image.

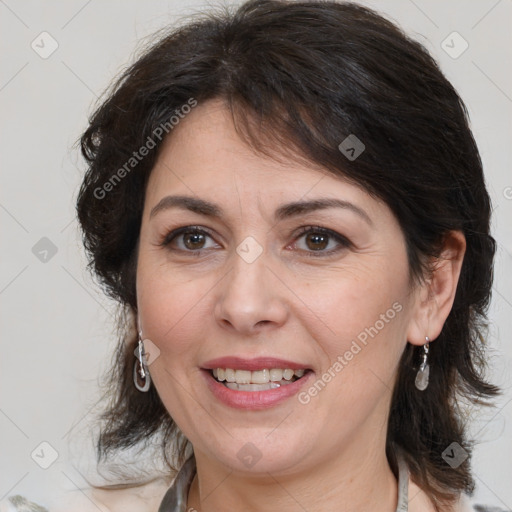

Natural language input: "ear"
[406,230,466,346]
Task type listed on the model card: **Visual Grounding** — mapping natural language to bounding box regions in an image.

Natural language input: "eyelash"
[159,225,351,258]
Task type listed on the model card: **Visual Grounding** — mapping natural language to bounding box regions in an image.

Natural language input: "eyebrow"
[149,194,373,225]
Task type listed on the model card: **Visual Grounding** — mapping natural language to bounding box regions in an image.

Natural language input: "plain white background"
[1,0,511,509]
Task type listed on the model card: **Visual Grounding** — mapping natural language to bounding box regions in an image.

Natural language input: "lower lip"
[202,369,314,410]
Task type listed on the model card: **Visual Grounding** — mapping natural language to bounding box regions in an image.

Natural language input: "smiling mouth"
[209,367,311,391]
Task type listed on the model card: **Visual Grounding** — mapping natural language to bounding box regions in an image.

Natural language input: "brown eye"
[160,226,218,253]
[304,232,329,251]
[292,226,351,257]
[182,231,207,250]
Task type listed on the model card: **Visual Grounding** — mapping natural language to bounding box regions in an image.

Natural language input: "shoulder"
[88,478,172,512]
[408,478,511,512]
[2,476,509,512]
[0,478,172,512]
[0,495,49,512]
[467,504,512,512]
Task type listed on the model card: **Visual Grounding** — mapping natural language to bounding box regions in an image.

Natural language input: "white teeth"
[211,367,307,386]
[251,369,270,384]
[283,369,294,380]
[225,368,236,382]
[225,381,282,391]
[235,369,252,384]
[269,369,283,382]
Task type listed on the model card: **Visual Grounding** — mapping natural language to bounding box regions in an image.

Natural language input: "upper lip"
[202,356,311,371]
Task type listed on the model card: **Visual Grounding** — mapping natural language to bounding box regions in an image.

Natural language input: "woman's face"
[136,98,425,475]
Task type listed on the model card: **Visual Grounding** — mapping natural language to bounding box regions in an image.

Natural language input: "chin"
[199,427,316,475]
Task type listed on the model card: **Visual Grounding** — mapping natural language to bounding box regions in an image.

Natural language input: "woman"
[3,0,505,511]
[76,0,506,510]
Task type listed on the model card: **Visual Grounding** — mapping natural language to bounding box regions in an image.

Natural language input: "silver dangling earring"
[414,336,430,391]
[133,330,151,392]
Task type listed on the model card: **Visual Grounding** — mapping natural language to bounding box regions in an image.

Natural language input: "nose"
[214,249,289,335]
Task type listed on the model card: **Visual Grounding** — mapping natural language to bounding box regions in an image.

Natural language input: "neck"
[187,440,399,512]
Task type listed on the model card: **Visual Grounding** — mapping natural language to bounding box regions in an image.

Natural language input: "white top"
[155,453,508,512]
[1,455,510,512]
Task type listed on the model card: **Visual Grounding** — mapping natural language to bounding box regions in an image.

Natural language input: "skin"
[135,98,466,512]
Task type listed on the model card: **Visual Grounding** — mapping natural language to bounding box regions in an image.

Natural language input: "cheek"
[301,271,410,425]
[136,254,211,358]
[305,264,408,350]
[302,288,408,438]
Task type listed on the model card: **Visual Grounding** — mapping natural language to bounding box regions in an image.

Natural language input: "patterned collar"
[158,452,410,512]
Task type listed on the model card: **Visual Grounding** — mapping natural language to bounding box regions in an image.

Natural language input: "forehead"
[151,100,323,181]
[144,99,381,218]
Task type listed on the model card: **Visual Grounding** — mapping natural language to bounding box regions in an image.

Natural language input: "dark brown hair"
[76,0,500,508]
